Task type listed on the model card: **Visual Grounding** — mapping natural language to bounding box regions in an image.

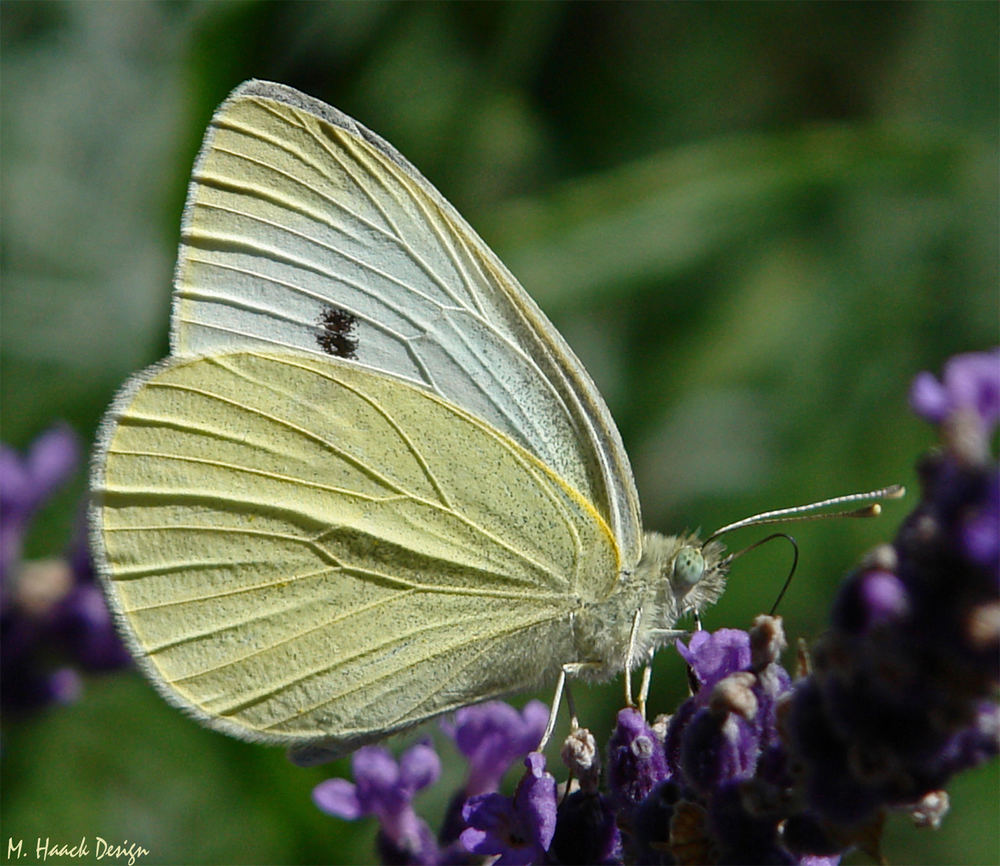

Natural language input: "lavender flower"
[438,700,548,844]
[909,348,1000,432]
[442,700,549,797]
[314,742,441,865]
[782,347,1000,849]
[460,752,557,865]
[1,426,130,713]
[634,618,799,864]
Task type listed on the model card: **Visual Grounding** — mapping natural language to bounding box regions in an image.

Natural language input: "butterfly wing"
[171,80,642,567]
[92,351,619,751]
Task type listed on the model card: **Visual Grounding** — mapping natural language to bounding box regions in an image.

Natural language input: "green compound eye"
[673,546,705,590]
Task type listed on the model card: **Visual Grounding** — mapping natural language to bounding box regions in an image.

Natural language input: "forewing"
[172,80,642,565]
[91,351,619,749]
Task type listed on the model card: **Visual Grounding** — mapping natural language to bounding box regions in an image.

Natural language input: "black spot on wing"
[316,306,359,359]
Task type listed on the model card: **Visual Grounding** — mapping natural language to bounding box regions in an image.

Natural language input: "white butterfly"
[90,80,733,763]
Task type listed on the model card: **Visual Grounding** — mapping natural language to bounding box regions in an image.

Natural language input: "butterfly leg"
[687,613,704,695]
[636,650,654,717]
[624,608,644,708]
[625,609,682,714]
[537,661,603,752]
[641,626,696,706]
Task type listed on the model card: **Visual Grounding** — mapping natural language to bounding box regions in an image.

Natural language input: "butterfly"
[89,80,743,764]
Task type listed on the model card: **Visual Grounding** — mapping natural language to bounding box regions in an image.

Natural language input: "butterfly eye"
[672,546,705,592]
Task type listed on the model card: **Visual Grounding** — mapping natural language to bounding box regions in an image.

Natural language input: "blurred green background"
[2,2,997,864]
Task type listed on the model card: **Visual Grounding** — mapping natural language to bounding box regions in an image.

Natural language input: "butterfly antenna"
[703,485,904,618]
[704,484,905,546]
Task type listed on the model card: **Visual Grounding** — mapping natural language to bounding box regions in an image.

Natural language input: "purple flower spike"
[442,700,549,796]
[776,350,1000,852]
[666,629,759,783]
[314,742,441,865]
[439,700,549,846]
[461,752,557,865]
[1,427,130,714]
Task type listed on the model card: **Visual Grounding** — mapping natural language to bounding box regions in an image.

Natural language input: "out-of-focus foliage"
[2,3,996,864]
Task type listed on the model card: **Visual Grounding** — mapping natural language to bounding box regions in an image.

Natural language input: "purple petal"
[961,473,999,568]
[445,700,547,796]
[943,349,1000,428]
[515,753,558,849]
[461,791,512,834]
[352,746,400,789]
[448,701,521,754]
[399,741,441,792]
[26,425,80,498]
[0,446,32,510]
[910,370,949,423]
[1,426,80,585]
[350,746,411,816]
[461,792,522,858]
[517,701,550,752]
[459,758,557,864]
[910,349,1000,432]
[313,778,362,819]
[676,628,751,691]
[0,426,80,515]
[458,825,490,853]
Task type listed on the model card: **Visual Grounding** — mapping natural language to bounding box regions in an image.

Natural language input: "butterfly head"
[671,537,730,618]
[636,532,730,626]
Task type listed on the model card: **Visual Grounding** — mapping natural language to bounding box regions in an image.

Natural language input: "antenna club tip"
[885,484,906,499]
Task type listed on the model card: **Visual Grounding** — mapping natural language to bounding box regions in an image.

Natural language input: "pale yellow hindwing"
[94,351,620,750]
